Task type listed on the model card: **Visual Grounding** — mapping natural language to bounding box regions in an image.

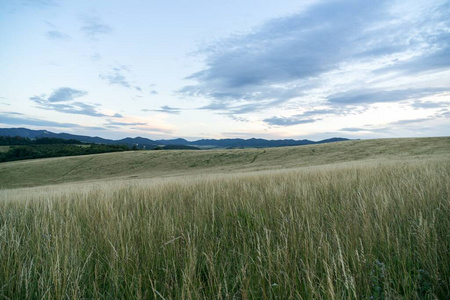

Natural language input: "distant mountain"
[0,128,113,144]
[0,128,350,149]
[314,137,350,144]
[115,137,157,148]
[0,128,52,139]
[154,138,190,145]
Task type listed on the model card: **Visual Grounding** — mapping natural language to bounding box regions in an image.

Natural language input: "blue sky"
[0,0,449,140]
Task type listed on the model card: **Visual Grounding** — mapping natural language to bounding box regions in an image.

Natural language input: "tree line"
[0,136,129,162]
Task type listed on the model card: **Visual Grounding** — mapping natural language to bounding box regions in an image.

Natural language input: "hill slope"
[0,138,449,298]
[1,137,448,189]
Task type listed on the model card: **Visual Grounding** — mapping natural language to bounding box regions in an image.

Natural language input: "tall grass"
[0,159,449,299]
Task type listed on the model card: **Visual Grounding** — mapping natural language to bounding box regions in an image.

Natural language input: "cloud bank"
[0,112,104,130]
[180,0,450,120]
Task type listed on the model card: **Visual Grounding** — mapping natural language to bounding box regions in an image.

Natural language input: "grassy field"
[0,137,449,299]
[0,146,10,153]
[0,137,449,189]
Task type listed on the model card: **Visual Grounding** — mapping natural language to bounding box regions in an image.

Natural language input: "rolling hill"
[0,136,449,298]
[1,137,448,189]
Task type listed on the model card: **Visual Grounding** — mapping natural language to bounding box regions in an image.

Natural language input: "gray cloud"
[439,110,450,117]
[114,65,130,72]
[45,87,87,102]
[179,0,450,116]
[107,121,147,126]
[35,101,106,117]
[46,30,69,40]
[295,109,337,118]
[0,112,104,130]
[129,126,173,134]
[0,111,171,135]
[80,18,112,40]
[264,117,317,126]
[340,127,368,132]
[374,32,450,76]
[52,102,106,117]
[339,110,450,133]
[390,118,434,126]
[199,98,287,115]
[99,73,130,88]
[30,87,107,117]
[99,66,137,89]
[328,88,449,104]
[412,100,450,109]
[150,90,158,95]
[143,106,181,114]
[263,106,367,127]
[263,108,338,127]
[180,1,387,99]
[389,108,450,125]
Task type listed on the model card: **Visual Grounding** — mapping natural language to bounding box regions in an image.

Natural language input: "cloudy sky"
[1,0,449,140]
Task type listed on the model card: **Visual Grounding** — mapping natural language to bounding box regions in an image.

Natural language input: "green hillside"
[1,137,449,189]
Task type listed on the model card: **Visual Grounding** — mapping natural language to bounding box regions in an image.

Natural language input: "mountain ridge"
[0,127,350,149]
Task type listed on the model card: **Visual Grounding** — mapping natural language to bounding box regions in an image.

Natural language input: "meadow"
[0,146,10,153]
[0,138,449,299]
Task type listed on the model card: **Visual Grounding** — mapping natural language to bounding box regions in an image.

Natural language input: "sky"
[0,0,449,141]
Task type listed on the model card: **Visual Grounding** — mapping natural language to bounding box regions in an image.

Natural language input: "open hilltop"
[0,137,449,299]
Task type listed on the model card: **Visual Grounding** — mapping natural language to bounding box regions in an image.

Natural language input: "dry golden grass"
[0,137,449,189]
[0,138,449,299]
